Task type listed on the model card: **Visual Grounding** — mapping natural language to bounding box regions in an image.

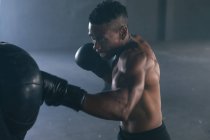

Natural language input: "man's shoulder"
[119,45,158,73]
[117,48,146,73]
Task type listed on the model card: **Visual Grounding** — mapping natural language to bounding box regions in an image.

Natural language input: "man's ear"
[119,25,127,40]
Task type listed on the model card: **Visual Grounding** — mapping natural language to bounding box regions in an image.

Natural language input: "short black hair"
[89,0,128,25]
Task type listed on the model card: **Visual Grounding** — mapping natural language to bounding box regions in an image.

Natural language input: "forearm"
[82,88,129,121]
[41,71,131,121]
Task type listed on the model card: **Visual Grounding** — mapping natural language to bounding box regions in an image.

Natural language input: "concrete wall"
[0,0,100,51]
[165,0,210,41]
[0,0,159,51]
[127,0,160,41]
[0,0,210,51]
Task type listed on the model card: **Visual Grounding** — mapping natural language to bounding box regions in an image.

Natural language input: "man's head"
[88,0,130,58]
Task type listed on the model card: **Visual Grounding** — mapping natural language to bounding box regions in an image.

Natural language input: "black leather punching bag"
[0,42,42,139]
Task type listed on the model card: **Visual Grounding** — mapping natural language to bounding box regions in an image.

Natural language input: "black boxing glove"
[75,43,112,80]
[41,71,86,111]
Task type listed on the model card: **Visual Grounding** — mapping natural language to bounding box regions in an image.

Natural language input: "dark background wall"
[0,0,210,51]
[165,0,210,41]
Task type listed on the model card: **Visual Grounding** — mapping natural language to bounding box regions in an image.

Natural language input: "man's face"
[88,22,121,58]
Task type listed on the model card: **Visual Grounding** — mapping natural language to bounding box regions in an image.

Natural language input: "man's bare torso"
[111,35,162,133]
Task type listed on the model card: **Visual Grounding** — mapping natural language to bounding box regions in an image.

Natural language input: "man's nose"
[93,41,100,51]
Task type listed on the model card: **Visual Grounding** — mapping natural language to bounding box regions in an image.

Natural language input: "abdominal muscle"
[120,90,163,133]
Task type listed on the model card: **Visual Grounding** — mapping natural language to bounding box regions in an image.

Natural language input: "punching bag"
[0,42,42,139]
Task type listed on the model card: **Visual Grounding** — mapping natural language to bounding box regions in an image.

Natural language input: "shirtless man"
[42,0,170,139]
